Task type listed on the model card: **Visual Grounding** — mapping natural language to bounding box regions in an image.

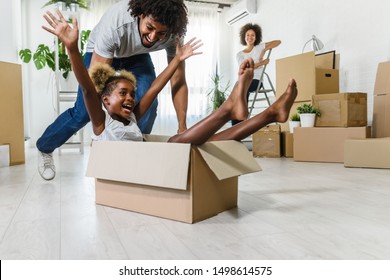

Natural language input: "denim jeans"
[37,52,157,153]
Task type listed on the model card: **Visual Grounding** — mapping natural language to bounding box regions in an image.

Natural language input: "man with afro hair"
[37,0,189,181]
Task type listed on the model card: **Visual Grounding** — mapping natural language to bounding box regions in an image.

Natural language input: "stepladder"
[247,49,276,118]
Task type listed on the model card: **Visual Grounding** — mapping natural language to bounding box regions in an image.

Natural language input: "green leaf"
[33,52,47,70]
[35,44,51,56]
[19,49,32,63]
[46,51,56,72]
[80,29,91,54]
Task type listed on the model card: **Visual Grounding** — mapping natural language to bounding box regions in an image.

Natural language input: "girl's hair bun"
[89,62,116,94]
[88,63,137,95]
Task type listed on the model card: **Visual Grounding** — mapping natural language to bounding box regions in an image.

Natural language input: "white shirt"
[236,43,266,80]
[91,111,143,142]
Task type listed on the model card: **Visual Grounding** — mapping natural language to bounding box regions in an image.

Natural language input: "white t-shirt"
[86,0,177,58]
[91,111,143,142]
[236,43,266,80]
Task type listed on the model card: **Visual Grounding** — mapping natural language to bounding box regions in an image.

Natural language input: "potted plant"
[19,30,91,79]
[297,103,321,127]
[207,72,231,111]
[289,112,301,132]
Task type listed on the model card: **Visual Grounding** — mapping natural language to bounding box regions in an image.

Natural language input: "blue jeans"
[37,52,157,153]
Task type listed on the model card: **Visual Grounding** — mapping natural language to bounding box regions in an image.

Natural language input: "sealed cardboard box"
[372,61,390,138]
[313,92,367,127]
[293,127,370,163]
[276,51,339,102]
[373,93,390,137]
[373,61,390,95]
[86,138,261,223]
[344,138,390,169]
[0,61,25,165]
[252,124,281,158]
[281,132,294,158]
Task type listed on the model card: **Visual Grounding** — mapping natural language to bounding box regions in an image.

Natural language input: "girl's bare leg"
[208,79,298,141]
[168,58,254,144]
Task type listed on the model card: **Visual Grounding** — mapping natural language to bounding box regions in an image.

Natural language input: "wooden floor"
[1,145,390,260]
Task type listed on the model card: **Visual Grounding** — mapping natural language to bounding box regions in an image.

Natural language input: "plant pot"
[300,113,316,127]
[289,121,301,133]
[56,1,67,11]
[70,3,79,12]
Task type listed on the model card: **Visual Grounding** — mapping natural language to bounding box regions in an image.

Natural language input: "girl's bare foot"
[227,58,254,121]
[268,79,298,123]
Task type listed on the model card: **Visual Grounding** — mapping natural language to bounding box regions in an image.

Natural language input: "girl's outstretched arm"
[42,9,105,135]
[133,38,203,120]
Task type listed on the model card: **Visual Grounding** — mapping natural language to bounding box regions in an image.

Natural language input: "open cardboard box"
[86,136,261,223]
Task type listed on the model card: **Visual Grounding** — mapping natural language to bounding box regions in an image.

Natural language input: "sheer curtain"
[151,2,220,135]
[79,0,119,30]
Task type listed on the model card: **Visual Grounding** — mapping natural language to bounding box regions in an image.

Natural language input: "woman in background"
[232,23,281,125]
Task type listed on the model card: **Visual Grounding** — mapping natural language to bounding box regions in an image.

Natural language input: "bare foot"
[268,79,298,123]
[227,58,254,121]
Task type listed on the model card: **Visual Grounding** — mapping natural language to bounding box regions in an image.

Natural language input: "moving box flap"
[374,61,390,95]
[197,140,261,180]
[86,141,191,190]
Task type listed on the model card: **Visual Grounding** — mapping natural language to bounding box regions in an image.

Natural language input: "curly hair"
[128,0,188,37]
[239,23,262,46]
[88,63,137,98]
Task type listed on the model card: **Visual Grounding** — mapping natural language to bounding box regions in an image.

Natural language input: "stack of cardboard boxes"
[252,51,340,158]
[275,51,370,163]
[344,61,390,168]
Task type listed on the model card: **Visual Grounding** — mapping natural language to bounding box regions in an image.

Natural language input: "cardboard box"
[293,127,370,163]
[344,138,390,169]
[281,132,294,158]
[0,61,25,165]
[372,61,390,138]
[373,61,390,95]
[313,92,367,127]
[86,138,261,223]
[315,51,336,69]
[276,51,339,102]
[373,93,390,137]
[252,124,281,158]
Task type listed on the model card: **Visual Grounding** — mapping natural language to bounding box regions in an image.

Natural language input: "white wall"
[0,0,30,138]
[0,1,21,63]
[220,0,390,125]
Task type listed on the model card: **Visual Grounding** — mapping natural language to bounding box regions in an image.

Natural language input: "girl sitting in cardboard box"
[43,10,297,146]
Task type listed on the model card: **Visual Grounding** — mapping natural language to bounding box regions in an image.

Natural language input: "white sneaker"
[38,151,56,180]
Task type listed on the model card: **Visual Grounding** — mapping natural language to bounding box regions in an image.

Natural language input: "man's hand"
[42,9,79,50]
[176,37,203,61]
